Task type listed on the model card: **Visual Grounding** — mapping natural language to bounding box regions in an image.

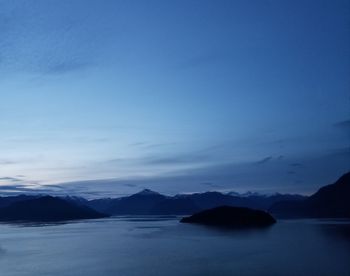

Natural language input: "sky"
[0,0,349,198]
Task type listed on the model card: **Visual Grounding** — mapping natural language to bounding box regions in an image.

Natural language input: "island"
[180,205,276,228]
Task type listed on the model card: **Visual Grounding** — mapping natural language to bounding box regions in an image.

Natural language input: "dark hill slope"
[0,196,108,222]
[270,172,350,218]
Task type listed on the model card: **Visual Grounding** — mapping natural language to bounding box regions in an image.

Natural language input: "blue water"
[0,217,349,276]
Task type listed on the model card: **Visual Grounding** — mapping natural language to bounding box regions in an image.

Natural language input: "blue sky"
[0,0,349,197]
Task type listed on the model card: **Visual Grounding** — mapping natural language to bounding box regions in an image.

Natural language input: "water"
[0,217,349,276]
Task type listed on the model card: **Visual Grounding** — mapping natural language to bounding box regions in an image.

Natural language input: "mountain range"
[0,171,348,221]
[87,189,305,215]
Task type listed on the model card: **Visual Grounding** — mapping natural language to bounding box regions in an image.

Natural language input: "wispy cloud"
[333,119,350,129]
[326,147,350,158]
[129,142,148,147]
[104,145,221,168]
[0,184,64,196]
[0,177,22,182]
[144,154,210,166]
[201,182,223,189]
[255,156,273,165]
[290,163,304,168]
[0,160,17,165]
[2,148,348,198]
[128,142,177,149]
[44,60,93,75]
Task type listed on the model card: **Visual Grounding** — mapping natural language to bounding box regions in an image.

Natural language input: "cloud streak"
[255,156,273,165]
[0,160,17,165]
[0,177,22,182]
[333,119,350,129]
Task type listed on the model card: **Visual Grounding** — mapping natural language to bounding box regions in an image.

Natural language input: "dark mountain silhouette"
[0,195,38,208]
[61,195,89,206]
[86,189,306,215]
[105,189,168,215]
[0,196,108,222]
[180,206,276,228]
[151,197,199,215]
[88,190,200,215]
[0,190,306,217]
[179,192,236,210]
[227,193,306,210]
[87,191,200,215]
[179,191,306,211]
[88,197,115,213]
[270,172,350,218]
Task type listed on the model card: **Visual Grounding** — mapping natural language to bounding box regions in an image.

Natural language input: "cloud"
[129,142,148,147]
[6,147,347,199]
[128,142,177,149]
[255,156,273,165]
[103,154,210,170]
[290,163,304,168]
[0,160,17,165]
[141,144,229,166]
[105,146,217,168]
[144,143,177,149]
[333,119,350,129]
[145,154,210,166]
[326,147,350,158]
[0,183,61,194]
[44,60,92,75]
[201,182,223,188]
[122,183,138,188]
[0,177,22,182]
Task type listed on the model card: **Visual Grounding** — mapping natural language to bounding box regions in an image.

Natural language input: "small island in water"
[180,206,276,228]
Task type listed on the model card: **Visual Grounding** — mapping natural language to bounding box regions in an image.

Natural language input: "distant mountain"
[270,172,350,218]
[178,191,306,211]
[0,195,38,208]
[88,198,115,213]
[229,193,307,211]
[0,196,108,222]
[104,189,168,215]
[136,189,161,196]
[88,190,199,215]
[151,197,199,215]
[61,195,89,206]
[180,206,276,228]
[179,192,236,210]
[85,189,306,215]
[0,187,309,218]
[227,191,263,197]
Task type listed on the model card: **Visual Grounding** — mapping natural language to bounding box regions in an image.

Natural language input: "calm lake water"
[0,217,349,276]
